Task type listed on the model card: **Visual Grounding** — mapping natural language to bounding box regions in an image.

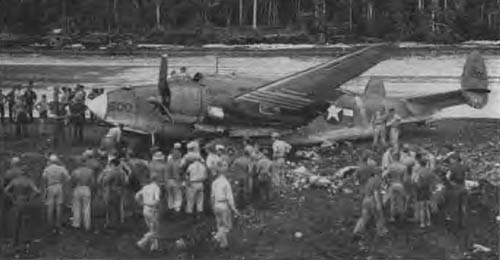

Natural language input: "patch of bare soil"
[0,119,498,259]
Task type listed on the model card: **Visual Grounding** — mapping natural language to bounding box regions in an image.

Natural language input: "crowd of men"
[0,126,293,251]
[0,79,472,254]
[0,81,106,144]
[352,113,469,242]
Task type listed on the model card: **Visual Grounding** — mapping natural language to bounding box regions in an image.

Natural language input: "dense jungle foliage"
[1,0,500,45]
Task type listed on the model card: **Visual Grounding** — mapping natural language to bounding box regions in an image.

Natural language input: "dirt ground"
[0,118,499,260]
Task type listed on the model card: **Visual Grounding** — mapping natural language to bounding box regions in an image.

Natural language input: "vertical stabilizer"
[363,77,386,97]
[461,51,490,108]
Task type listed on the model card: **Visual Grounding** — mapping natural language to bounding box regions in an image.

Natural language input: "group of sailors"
[0,81,106,144]
[371,107,402,152]
[352,139,468,242]
[0,128,293,252]
[0,81,41,136]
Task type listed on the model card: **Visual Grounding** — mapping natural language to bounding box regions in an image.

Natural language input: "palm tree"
[154,0,162,29]
[113,0,119,31]
[253,0,258,29]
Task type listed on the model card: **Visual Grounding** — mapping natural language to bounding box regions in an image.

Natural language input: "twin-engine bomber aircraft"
[86,44,490,145]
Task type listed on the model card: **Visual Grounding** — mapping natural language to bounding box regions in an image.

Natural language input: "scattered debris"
[472,243,492,253]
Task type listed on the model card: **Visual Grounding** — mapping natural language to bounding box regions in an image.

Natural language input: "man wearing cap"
[1,157,24,233]
[206,144,221,176]
[382,152,408,222]
[149,151,167,185]
[217,145,232,165]
[102,124,124,153]
[14,95,28,138]
[185,156,207,218]
[445,153,468,226]
[211,160,240,248]
[181,141,203,170]
[230,146,253,207]
[42,154,71,233]
[98,158,127,228]
[413,154,439,228]
[165,143,183,214]
[381,147,394,171]
[353,165,387,240]
[83,149,102,178]
[271,132,291,190]
[4,169,40,246]
[400,144,416,173]
[254,149,273,203]
[355,152,381,188]
[371,108,388,150]
[5,157,24,187]
[243,138,256,158]
[71,156,95,231]
[24,82,37,122]
[386,108,402,152]
[135,174,161,251]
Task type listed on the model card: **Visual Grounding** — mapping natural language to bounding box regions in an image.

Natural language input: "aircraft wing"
[234,44,393,111]
[405,90,466,113]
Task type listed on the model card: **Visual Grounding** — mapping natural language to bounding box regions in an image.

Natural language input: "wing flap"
[406,90,466,112]
[236,44,392,111]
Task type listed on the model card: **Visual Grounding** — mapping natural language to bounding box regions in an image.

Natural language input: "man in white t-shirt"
[135,175,161,251]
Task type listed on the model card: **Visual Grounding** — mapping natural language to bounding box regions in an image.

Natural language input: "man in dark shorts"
[353,167,387,239]
[445,153,468,226]
[382,152,408,222]
[4,169,41,246]
[414,155,439,228]
[24,82,37,122]
[355,152,380,187]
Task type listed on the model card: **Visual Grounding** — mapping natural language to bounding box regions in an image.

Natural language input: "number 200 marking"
[108,101,133,112]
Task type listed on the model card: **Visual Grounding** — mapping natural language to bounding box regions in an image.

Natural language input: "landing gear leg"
[151,133,156,147]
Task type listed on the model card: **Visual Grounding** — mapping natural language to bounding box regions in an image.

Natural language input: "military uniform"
[353,175,387,236]
[254,153,273,202]
[185,160,207,215]
[272,139,291,189]
[211,173,237,248]
[414,165,438,227]
[71,166,94,230]
[229,154,252,207]
[4,175,40,245]
[42,162,70,230]
[99,165,126,228]
[387,113,402,152]
[135,181,161,251]
[446,162,468,226]
[165,152,183,212]
[372,111,387,149]
[383,161,407,221]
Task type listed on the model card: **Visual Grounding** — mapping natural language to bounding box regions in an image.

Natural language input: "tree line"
[1,0,500,44]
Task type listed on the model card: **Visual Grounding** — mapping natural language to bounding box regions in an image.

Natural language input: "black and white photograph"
[0,0,499,259]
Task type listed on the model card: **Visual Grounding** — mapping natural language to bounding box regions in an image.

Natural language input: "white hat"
[152,151,165,161]
[215,144,225,151]
[11,157,20,165]
[173,142,182,149]
[82,149,94,157]
[187,141,198,149]
[271,132,280,138]
[49,154,60,163]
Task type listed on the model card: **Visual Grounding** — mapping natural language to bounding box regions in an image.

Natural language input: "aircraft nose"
[86,92,107,119]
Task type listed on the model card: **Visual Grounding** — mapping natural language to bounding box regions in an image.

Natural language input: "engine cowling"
[168,82,207,124]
